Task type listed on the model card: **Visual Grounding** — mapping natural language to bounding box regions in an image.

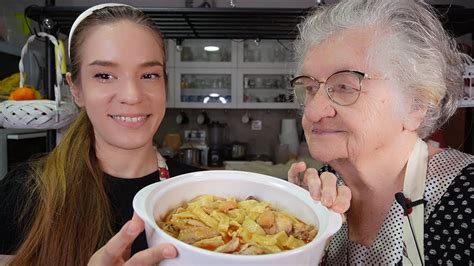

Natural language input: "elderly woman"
[288,0,473,264]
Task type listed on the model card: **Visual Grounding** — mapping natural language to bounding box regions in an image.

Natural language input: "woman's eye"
[93,73,114,80]
[142,73,162,80]
[334,84,356,93]
[306,85,318,94]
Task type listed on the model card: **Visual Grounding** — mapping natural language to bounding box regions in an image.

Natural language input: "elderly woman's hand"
[88,213,177,266]
[288,162,352,215]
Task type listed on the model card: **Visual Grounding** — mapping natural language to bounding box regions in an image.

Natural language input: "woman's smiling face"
[301,28,407,164]
[70,20,166,151]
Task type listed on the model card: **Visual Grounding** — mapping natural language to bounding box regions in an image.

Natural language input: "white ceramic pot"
[133,170,342,266]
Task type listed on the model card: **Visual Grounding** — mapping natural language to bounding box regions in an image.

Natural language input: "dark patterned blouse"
[325,149,473,265]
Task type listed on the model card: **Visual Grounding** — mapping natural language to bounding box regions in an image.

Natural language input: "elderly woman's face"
[70,20,166,151]
[301,28,406,163]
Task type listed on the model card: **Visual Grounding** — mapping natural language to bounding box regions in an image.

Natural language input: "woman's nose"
[303,86,336,120]
[118,78,143,104]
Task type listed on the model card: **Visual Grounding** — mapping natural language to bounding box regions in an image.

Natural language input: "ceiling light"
[204,46,220,52]
[209,93,220,97]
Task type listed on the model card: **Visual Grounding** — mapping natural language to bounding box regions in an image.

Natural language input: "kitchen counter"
[222,158,323,180]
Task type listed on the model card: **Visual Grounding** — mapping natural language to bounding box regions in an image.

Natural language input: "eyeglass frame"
[289,70,383,107]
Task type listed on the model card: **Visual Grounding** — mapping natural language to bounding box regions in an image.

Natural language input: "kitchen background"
[1,0,473,178]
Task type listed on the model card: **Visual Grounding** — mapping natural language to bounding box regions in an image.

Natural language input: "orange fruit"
[9,87,37,101]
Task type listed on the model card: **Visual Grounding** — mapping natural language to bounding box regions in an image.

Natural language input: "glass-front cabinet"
[166,39,298,109]
[238,39,294,68]
[237,69,298,109]
[176,39,237,68]
[174,69,237,108]
[165,40,175,107]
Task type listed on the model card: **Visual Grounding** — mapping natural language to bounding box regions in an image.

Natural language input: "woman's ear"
[403,104,428,132]
[66,72,84,107]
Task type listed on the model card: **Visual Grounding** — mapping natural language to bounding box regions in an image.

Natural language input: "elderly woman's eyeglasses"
[289,70,382,107]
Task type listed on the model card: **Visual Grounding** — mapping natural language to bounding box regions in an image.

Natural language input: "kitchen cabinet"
[174,68,237,108]
[0,41,21,56]
[461,64,474,107]
[236,40,297,109]
[237,69,298,109]
[175,39,237,68]
[167,39,298,109]
[237,39,294,69]
[165,40,175,107]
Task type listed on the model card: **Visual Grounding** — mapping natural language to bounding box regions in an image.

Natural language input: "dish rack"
[0,32,77,129]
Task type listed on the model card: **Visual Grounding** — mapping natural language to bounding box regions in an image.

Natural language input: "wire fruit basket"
[0,32,77,129]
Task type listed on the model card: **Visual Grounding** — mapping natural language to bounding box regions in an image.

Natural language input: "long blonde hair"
[11,6,165,265]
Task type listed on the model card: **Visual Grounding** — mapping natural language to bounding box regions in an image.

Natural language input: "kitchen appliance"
[0,128,47,179]
[230,142,247,160]
[207,121,226,166]
[181,130,209,167]
[178,147,201,166]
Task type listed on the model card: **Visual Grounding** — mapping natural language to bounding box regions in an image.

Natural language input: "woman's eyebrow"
[87,60,163,67]
[140,60,163,67]
[88,60,118,67]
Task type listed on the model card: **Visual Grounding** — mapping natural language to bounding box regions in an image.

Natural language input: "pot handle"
[321,208,343,239]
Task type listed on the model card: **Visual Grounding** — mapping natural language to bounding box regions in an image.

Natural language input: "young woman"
[0,4,200,265]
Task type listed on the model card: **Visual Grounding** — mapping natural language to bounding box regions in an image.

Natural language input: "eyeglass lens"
[292,72,362,106]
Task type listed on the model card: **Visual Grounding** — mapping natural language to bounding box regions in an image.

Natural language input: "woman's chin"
[309,147,342,163]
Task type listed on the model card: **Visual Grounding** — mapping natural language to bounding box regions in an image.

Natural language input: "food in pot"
[157,195,318,255]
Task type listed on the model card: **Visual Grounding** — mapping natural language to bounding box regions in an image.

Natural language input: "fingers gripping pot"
[0,33,77,129]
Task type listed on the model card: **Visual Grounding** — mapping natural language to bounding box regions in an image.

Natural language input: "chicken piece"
[218,199,238,213]
[214,237,240,253]
[178,226,220,244]
[170,217,207,230]
[160,222,179,237]
[275,214,293,234]
[293,223,318,242]
[257,210,275,228]
[263,224,277,235]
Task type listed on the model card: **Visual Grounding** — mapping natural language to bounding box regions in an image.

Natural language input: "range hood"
[25,6,308,40]
[25,5,474,40]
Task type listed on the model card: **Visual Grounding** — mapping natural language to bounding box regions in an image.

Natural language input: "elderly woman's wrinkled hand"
[88,213,177,266]
[288,162,352,216]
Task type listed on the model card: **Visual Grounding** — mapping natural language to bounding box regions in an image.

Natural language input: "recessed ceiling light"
[204,46,220,52]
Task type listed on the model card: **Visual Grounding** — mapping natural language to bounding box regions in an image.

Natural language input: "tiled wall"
[154,108,303,159]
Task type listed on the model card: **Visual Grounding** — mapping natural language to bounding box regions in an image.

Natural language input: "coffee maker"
[207,121,226,166]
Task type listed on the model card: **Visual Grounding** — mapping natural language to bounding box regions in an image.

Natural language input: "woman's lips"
[311,128,343,134]
[108,114,151,128]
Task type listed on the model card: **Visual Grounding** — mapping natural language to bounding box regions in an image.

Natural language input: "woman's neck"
[332,134,419,194]
[329,134,419,245]
[95,142,158,178]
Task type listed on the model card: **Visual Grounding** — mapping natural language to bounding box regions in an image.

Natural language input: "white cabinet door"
[461,66,474,107]
[165,68,175,108]
[174,68,237,108]
[237,68,298,109]
[165,40,175,107]
[237,39,295,69]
